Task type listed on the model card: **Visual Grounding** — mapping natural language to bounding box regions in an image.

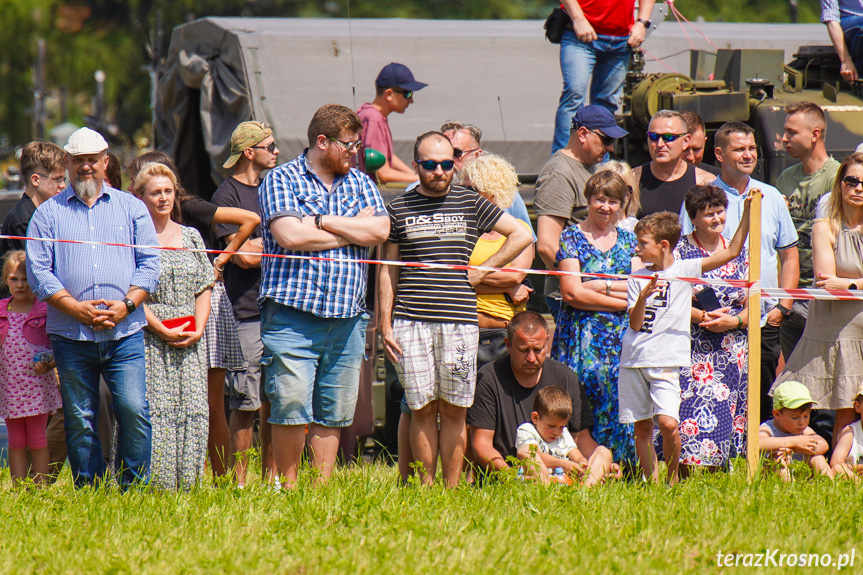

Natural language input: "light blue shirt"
[505,193,537,241]
[679,176,798,324]
[25,185,160,342]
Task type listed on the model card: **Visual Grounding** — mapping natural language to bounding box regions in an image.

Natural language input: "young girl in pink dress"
[0,251,61,484]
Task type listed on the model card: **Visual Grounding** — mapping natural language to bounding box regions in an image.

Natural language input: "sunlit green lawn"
[0,458,859,574]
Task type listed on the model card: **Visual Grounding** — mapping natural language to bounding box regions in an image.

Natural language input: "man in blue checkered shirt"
[258,104,389,487]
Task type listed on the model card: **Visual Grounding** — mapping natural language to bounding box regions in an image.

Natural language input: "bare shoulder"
[695,167,717,185]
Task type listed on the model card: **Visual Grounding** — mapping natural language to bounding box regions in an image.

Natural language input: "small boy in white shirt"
[831,382,863,481]
[515,386,615,487]
[620,196,753,484]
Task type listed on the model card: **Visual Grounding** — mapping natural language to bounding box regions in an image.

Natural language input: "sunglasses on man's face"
[251,142,278,153]
[591,130,615,147]
[647,132,686,143]
[843,175,863,188]
[392,88,414,100]
[416,159,455,171]
[453,147,480,160]
[327,137,362,152]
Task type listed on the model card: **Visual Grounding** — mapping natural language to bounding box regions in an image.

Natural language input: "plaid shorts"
[203,281,245,370]
[392,319,478,410]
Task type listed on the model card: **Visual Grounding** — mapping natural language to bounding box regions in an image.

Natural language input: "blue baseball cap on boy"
[571,105,628,138]
[375,63,428,91]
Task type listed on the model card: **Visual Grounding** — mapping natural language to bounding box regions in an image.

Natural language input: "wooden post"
[746,191,762,478]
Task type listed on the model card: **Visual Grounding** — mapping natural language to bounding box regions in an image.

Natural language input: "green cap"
[773,380,814,411]
[223,121,272,169]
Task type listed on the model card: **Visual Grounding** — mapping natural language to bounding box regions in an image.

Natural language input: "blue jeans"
[552,30,631,153]
[260,301,369,427]
[843,16,863,72]
[51,332,151,487]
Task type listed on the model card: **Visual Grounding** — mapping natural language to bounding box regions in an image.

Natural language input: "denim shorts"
[260,300,369,427]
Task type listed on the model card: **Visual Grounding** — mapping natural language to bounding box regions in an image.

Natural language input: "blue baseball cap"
[571,105,628,138]
[375,63,428,91]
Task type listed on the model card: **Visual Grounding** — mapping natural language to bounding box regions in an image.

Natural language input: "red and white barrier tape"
[5,234,862,301]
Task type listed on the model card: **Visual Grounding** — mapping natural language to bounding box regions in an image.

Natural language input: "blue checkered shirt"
[25,184,160,341]
[258,153,386,318]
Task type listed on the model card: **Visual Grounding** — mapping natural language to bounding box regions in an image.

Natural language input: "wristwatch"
[774,303,792,319]
[123,298,136,315]
[636,18,652,28]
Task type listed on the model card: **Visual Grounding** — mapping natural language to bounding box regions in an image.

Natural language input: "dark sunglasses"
[843,175,863,188]
[453,147,480,160]
[392,88,414,99]
[591,130,615,147]
[327,137,362,152]
[250,142,278,153]
[647,132,686,143]
[416,159,455,171]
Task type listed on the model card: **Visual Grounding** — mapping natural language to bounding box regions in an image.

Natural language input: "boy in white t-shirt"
[515,386,616,487]
[620,195,753,484]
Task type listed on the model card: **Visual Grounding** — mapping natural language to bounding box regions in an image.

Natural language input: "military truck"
[154,15,863,460]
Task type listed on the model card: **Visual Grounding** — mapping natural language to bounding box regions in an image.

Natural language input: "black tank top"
[637,163,696,218]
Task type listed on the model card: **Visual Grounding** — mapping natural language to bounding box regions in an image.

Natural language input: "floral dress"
[552,225,637,464]
[145,226,213,490]
[670,235,749,466]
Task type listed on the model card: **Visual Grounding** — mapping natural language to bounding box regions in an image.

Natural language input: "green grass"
[0,458,860,574]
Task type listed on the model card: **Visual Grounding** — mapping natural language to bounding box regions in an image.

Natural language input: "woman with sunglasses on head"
[773,153,863,446]
[552,170,640,466]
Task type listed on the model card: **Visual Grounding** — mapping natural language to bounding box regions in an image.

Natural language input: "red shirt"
[561,0,637,37]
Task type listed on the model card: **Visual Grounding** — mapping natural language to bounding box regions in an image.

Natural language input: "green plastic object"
[364,147,386,172]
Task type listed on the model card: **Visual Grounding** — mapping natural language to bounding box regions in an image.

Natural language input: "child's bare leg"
[832,463,860,482]
[30,447,51,485]
[656,415,681,485]
[774,449,792,482]
[809,454,834,479]
[633,419,658,482]
[8,448,27,483]
[584,445,613,487]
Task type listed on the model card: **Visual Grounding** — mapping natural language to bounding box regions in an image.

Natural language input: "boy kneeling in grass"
[620,193,754,484]
[515,386,617,487]
[761,380,833,481]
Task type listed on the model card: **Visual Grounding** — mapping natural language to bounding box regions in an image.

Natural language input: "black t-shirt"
[211,177,262,320]
[386,185,502,324]
[466,357,594,460]
[1,194,36,258]
[636,162,697,218]
[180,197,219,258]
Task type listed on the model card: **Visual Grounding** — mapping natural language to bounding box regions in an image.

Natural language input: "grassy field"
[0,458,860,574]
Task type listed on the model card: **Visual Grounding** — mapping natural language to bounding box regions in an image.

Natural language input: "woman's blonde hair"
[0,250,26,289]
[458,153,519,209]
[596,160,640,217]
[133,162,183,223]
[825,152,863,236]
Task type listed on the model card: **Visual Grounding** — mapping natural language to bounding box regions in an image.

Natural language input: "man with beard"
[258,104,389,487]
[212,121,278,487]
[378,131,532,487]
[680,122,799,423]
[26,127,160,487]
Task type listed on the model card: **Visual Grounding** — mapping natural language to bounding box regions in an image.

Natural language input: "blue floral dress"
[671,235,749,466]
[552,225,637,464]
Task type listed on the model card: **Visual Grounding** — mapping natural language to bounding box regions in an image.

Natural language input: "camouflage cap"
[223,121,273,169]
